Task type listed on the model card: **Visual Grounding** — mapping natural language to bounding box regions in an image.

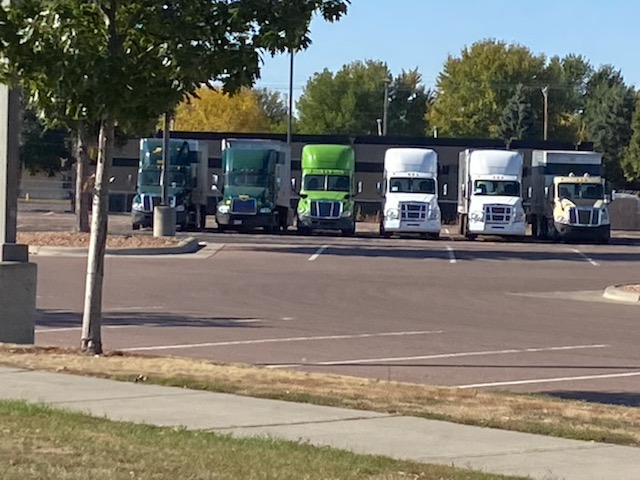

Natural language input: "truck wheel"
[298,226,310,236]
[132,223,140,231]
[342,227,355,236]
[380,224,391,238]
[429,232,440,240]
[459,214,467,236]
[465,233,477,241]
[531,215,538,238]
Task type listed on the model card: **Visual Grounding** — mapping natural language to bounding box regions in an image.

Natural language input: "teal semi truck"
[131,138,210,230]
[214,138,293,232]
[296,144,361,236]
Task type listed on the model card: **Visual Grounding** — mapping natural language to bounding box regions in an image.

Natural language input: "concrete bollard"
[153,206,176,237]
[0,262,37,344]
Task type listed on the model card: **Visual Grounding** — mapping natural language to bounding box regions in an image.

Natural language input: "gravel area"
[16,231,181,248]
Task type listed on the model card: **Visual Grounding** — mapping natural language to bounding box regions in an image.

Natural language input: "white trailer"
[458,149,526,240]
[379,148,441,239]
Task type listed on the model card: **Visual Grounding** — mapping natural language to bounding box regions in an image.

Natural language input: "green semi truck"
[214,138,293,232]
[296,144,361,236]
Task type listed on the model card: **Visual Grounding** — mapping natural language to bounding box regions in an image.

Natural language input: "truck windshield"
[558,183,603,200]
[138,168,188,188]
[304,175,350,192]
[474,180,520,196]
[389,178,435,194]
[228,173,269,188]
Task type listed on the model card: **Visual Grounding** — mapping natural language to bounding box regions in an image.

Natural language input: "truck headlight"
[132,200,144,211]
[175,204,185,212]
[600,209,609,224]
[428,205,440,220]
[385,208,399,220]
[555,215,569,225]
[470,211,484,222]
[341,209,352,218]
[259,207,272,214]
[217,204,230,214]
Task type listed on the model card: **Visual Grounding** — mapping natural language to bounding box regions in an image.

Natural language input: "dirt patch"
[17,231,181,249]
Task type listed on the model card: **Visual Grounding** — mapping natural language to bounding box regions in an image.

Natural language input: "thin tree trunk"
[80,118,114,355]
[74,122,90,233]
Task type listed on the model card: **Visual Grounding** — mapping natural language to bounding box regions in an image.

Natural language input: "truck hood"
[384,193,437,209]
[302,191,352,201]
[559,198,606,209]
[470,195,522,208]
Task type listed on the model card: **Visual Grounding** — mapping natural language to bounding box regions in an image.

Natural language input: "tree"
[255,88,289,132]
[1,0,350,354]
[498,84,535,148]
[582,66,635,188]
[428,39,546,138]
[621,93,640,184]
[20,105,70,176]
[297,60,391,135]
[386,69,432,137]
[173,87,271,133]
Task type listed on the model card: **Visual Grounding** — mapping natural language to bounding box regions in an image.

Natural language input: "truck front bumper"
[383,218,440,234]
[216,212,273,229]
[297,216,354,231]
[554,223,610,242]
[468,221,526,236]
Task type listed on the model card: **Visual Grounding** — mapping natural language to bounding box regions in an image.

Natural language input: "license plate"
[233,220,242,225]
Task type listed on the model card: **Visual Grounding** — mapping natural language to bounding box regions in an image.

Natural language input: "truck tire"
[459,214,467,236]
[132,223,140,231]
[465,232,477,241]
[342,226,355,237]
[531,215,538,238]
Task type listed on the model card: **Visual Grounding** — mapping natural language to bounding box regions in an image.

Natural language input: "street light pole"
[287,48,294,146]
[382,77,391,136]
[541,85,549,141]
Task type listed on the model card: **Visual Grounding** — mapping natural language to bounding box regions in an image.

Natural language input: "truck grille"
[310,201,341,218]
[400,202,428,221]
[569,207,599,226]
[484,204,512,224]
[231,198,257,214]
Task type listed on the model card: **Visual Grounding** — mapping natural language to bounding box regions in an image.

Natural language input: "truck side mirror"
[442,183,448,196]
[127,174,133,185]
[527,186,532,199]
[211,173,219,186]
[544,186,549,197]
[376,181,382,195]
[291,177,296,190]
[357,181,363,194]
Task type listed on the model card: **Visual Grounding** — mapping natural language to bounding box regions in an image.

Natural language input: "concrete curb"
[603,285,640,303]
[29,236,201,257]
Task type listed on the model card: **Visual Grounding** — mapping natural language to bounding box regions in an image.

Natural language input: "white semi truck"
[527,150,610,243]
[379,148,441,239]
[458,149,526,240]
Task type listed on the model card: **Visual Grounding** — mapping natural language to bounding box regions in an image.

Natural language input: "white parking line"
[446,246,457,264]
[121,329,444,352]
[457,371,640,389]
[309,245,329,261]
[35,325,139,333]
[266,344,608,368]
[571,248,599,266]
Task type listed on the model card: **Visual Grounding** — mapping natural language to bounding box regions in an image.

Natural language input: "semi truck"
[458,149,526,240]
[214,138,293,232]
[527,150,610,243]
[296,144,361,236]
[378,148,441,239]
[131,138,210,230]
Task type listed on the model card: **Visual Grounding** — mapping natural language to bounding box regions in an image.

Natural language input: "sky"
[255,0,640,104]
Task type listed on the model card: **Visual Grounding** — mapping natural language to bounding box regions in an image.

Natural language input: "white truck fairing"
[381,148,440,236]
[459,149,526,237]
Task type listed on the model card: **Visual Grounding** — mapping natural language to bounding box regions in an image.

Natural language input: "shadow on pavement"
[546,390,640,407]
[36,310,264,329]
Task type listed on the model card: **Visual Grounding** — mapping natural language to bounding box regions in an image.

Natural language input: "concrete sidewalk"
[2,366,639,479]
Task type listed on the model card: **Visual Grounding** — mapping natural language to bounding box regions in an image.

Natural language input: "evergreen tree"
[498,84,535,148]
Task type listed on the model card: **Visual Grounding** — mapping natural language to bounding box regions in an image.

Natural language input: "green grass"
[0,400,529,480]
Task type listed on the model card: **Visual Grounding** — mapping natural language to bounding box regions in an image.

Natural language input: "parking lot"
[21,209,640,406]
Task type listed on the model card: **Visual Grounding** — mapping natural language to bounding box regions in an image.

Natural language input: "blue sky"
[255,0,640,103]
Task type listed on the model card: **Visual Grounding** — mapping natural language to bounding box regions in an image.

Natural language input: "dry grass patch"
[1,344,639,446]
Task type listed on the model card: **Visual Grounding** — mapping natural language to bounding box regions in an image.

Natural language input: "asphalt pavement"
[1,365,639,480]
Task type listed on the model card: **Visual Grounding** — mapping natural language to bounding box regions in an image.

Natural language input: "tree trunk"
[80,118,114,355]
[74,122,90,233]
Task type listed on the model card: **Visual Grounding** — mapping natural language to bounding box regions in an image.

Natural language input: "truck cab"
[528,150,610,243]
[379,148,441,239]
[214,139,292,232]
[296,144,360,236]
[131,138,209,231]
[458,149,526,240]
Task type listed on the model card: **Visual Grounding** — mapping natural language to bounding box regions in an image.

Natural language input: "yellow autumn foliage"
[173,87,271,133]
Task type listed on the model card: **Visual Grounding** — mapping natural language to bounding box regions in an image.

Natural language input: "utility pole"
[541,85,549,141]
[154,111,176,237]
[287,48,294,146]
[382,77,391,136]
[0,0,37,344]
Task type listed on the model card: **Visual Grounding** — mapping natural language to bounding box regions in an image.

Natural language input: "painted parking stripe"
[121,329,444,352]
[571,248,599,266]
[266,344,608,368]
[457,371,640,389]
[446,246,457,264]
[309,245,329,261]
